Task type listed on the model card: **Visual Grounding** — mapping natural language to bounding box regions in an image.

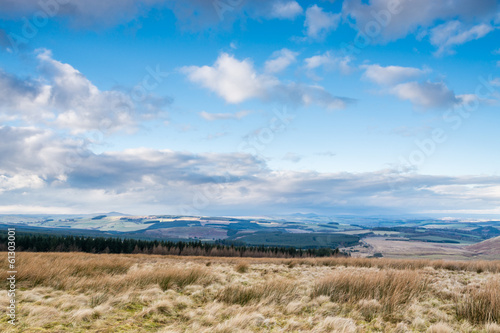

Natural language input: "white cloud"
[181,53,277,104]
[2,124,500,215]
[0,174,45,193]
[200,110,251,121]
[430,21,495,56]
[2,127,500,215]
[361,64,427,85]
[304,51,353,75]
[390,81,460,108]
[304,5,341,39]
[182,53,353,110]
[360,63,469,109]
[342,0,498,42]
[0,49,166,134]
[264,48,299,73]
[0,125,90,181]
[270,1,303,19]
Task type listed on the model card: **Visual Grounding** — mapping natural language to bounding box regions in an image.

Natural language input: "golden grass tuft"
[426,322,453,333]
[456,277,500,324]
[312,269,429,315]
[235,261,249,273]
[217,279,297,305]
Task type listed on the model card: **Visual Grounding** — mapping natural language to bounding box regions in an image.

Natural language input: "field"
[1,253,499,332]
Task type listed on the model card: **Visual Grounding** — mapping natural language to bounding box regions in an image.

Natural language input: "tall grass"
[456,278,500,324]
[156,267,210,290]
[0,252,213,293]
[311,269,429,314]
[217,279,297,305]
[300,257,500,273]
[235,261,249,273]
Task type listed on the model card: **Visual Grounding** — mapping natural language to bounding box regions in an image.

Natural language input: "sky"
[0,0,500,216]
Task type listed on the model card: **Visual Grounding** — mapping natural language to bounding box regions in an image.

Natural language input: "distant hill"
[466,236,500,255]
[471,226,500,238]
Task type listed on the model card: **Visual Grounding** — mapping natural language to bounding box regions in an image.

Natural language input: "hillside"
[467,236,500,255]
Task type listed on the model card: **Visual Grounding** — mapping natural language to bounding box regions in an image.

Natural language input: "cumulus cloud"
[181,53,277,104]
[430,21,495,56]
[342,0,498,42]
[361,64,427,85]
[304,51,353,77]
[182,53,353,110]
[270,1,303,19]
[360,63,468,109]
[0,126,91,184]
[390,81,461,109]
[0,49,167,133]
[0,125,264,190]
[304,5,341,39]
[265,48,299,73]
[199,110,251,121]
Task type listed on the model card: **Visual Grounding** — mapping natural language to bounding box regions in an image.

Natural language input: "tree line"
[0,233,349,258]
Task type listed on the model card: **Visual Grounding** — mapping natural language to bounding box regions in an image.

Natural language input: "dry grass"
[217,279,297,305]
[0,252,212,293]
[235,261,249,273]
[457,277,500,324]
[312,269,428,316]
[0,252,499,332]
[301,257,500,273]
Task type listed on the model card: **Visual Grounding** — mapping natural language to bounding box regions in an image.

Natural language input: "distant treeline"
[0,233,349,258]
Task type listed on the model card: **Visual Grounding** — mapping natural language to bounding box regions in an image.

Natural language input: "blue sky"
[0,0,500,216]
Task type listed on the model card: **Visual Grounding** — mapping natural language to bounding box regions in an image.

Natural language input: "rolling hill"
[466,236,500,256]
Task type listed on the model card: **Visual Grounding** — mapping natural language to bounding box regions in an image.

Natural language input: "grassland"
[1,252,500,332]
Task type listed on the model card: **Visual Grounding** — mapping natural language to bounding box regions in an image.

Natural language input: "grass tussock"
[156,267,211,290]
[312,269,429,314]
[217,279,297,305]
[235,261,250,273]
[456,277,500,324]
